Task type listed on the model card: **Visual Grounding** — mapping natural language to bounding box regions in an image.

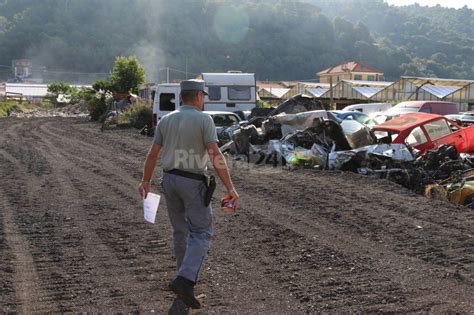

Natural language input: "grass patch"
[0,100,54,117]
[0,101,19,117]
[256,100,273,108]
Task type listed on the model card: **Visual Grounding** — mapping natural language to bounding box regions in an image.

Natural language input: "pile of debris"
[54,100,89,117]
[8,101,89,118]
[220,95,474,208]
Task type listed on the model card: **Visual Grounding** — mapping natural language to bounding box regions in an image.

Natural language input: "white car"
[342,103,392,115]
[204,111,242,127]
[204,111,244,146]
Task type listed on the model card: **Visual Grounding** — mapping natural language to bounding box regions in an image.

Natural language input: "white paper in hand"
[143,192,161,224]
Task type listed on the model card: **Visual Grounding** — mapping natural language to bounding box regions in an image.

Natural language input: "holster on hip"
[204,175,216,207]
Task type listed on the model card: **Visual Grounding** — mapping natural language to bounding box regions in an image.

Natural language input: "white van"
[152,83,180,127]
[152,72,256,127]
[342,103,392,115]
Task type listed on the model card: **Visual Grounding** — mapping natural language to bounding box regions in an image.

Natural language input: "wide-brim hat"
[180,79,208,95]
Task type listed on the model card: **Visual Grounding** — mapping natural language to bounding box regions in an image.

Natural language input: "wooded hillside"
[0,0,472,82]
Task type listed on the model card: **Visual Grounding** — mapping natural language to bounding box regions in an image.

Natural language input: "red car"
[372,113,474,155]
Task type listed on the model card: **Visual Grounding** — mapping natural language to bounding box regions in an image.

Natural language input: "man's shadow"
[168,298,189,315]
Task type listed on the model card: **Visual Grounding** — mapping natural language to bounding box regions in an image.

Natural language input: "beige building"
[317,61,383,83]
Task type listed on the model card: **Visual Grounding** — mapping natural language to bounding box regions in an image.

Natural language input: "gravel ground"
[0,116,473,313]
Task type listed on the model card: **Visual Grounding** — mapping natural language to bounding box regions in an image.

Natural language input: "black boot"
[168,276,201,309]
[167,298,189,315]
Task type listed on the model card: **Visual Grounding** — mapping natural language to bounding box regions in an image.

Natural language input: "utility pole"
[166,67,170,83]
[185,58,188,80]
[329,76,334,110]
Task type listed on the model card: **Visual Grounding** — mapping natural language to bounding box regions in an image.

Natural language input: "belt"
[164,169,207,182]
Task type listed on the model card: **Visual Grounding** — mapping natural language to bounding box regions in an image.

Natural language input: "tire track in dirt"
[0,150,16,313]
[1,119,129,311]
[37,123,142,191]
[0,127,59,313]
[44,119,147,160]
[5,118,173,312]
[1,120,85,312]
[0,189,56,313]
[0,120,28,312]
[4,118,223,312]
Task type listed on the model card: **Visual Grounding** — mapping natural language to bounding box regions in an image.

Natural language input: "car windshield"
[366,115,388,126]
[332,112,369,124]
[346,113,369,124]
[353,114,370,124]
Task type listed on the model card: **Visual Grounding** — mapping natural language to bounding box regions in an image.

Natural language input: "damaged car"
[205,111,244,146]
[445,112,474,127]
[265,110,329,138]
[328,110,371,125]
[372,113,474,155]
[267,94,324,116]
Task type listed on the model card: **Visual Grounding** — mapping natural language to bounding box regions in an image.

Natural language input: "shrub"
[47,82,79,106]
[86,89,113,122]
[124,102,153,129]
[37,100,54,109]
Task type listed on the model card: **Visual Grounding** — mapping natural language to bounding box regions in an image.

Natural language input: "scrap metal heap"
[219,95,474,208]
[267,94,324,116]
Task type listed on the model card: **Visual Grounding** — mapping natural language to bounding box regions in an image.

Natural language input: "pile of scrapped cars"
[219,95,474,208]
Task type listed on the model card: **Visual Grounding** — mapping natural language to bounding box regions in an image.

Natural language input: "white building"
[4,83,91,101]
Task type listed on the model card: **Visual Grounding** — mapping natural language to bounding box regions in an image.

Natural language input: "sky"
[384,0,473,9]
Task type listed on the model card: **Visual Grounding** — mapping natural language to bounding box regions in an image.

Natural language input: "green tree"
[0,0,473,81]
[92,79,112,92]
[47,81,79,106]
[109,55,146,94]
[47,81,76,95]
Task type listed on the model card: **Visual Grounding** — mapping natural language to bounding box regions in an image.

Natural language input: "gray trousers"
[162,173,213,283]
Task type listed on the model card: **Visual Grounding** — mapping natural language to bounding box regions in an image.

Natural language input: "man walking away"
[138,79,239,309]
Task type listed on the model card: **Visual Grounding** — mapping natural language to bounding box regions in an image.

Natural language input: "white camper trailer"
[152,72,256,127]
[200,72,256,111]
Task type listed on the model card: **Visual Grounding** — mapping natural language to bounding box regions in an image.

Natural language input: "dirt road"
[0,117,473,313]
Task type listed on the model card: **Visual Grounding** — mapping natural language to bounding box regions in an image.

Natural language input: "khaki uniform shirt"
[153,105,218,175]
